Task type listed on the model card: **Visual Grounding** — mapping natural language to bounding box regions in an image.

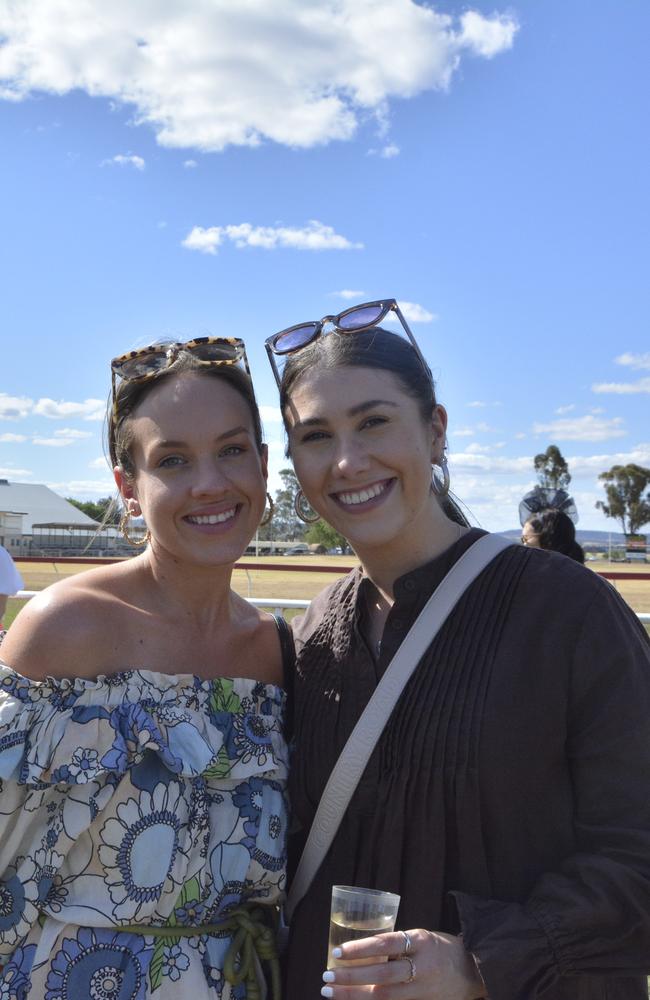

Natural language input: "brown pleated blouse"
[286,530,650,1000]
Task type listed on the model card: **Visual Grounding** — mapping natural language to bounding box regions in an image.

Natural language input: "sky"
[0,0,648,533]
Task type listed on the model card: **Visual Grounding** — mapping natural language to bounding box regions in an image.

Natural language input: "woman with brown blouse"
[265,301,650,1000]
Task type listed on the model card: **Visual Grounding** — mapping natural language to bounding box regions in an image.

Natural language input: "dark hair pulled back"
[279,327,435,423]
[526,509,585,563]
[108,350,264,482]
[279,327,468,526]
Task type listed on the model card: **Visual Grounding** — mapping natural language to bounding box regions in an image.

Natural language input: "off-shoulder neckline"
[0,661,286,695]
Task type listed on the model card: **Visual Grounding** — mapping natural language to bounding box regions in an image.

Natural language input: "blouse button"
[392,618,405,631]
[403,578,416,592]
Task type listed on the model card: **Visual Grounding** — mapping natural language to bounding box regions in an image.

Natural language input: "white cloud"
[458,11,518,58]
[89,456,109,469]
[591,376,650,395]
[451,422,497,436]
[332,289,365,300]
[559,443,650,476]
[32,398,105,420]
[0,466,32,478]
[397,301,437,323]
[53,428,93,440]
[532,415,626,441]
[368,143,400,157]
[33,427,93,447]
[467,400,487,408]
[615,352,650,370]
[101,153,145,170]
[555,404,575,415]
[46,479,116,497]
[0,432,27,442]
[0,3,518,152]
[183,159,198,168]
[259,405,283,425]
[449,451,532,474]
[182,220,362,254]
[0,393,33,420]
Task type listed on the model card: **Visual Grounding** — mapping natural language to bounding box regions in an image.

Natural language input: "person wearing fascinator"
[520,487,585,563]
[266,300,650,1000]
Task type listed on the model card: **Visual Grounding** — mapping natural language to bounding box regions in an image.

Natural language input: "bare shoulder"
[232,598,286,687]
[1,563,131,681]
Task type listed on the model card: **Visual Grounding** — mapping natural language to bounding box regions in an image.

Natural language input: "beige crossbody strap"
[285,533,513,920]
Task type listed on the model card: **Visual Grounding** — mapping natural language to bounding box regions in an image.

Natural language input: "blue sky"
[0,0,648,532]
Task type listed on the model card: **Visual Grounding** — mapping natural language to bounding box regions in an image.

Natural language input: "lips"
[184,506,238,525]
[333,478,393,507]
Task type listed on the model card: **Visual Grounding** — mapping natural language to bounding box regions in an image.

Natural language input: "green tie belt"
[121,904,281,1000]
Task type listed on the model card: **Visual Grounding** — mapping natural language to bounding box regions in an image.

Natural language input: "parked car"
[285,543,309,555]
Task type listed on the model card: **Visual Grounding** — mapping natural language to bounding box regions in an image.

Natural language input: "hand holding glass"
[327,885,401,969]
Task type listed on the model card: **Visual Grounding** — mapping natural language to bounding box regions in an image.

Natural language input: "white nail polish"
[322,971,335,983]
[321,988,334,998]
[331,947,343,959]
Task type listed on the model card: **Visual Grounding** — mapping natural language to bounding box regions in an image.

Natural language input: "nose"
[189,457,230,497]
[331,434,371,478]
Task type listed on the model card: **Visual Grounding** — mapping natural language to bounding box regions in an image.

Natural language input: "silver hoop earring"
[431,456,450,497]
[259,492,275,526]
[294,489,320,524]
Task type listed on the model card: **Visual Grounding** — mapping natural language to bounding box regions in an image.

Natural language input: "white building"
[0,480,114,555]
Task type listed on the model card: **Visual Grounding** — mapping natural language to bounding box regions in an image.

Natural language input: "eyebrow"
[152,426,251,448]
[293,399,398,429]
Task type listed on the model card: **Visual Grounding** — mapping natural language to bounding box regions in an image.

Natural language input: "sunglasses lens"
[338,304,385,330]
[118,349,170,379]
[273,323,319,354]
[190,341,241,363]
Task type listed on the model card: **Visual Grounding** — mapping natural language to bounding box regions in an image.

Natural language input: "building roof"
[0,480,101,532]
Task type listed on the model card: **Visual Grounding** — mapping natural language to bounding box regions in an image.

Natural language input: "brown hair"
[108,350,264,482]
[279,327,468,526]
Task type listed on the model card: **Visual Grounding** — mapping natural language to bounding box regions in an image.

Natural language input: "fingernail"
[322,971,335,983]
[331,947,343,959]
[321,988,334,998]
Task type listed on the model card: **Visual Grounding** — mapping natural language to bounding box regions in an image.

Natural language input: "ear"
[113,466,141,514]
[431,404,448,464]
[260,443,269,482]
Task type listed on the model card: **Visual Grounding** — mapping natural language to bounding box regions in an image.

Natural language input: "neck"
[135,544,240,628]
[357,507,467,600]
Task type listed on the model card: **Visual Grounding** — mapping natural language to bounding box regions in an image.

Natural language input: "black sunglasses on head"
[265,298,430,387]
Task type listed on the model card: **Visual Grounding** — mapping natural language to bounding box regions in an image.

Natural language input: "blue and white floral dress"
[0,664,288,999]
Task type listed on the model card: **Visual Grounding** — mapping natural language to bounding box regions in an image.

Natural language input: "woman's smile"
[331,477,396,511]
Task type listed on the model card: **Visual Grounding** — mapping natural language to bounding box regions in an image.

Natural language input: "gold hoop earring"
[259,492,275,526]
[119,509,150,547]
[294,489,320,524]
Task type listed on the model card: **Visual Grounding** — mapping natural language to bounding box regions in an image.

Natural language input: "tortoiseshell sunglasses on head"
[111,336,251,414]
[264,298,430,387]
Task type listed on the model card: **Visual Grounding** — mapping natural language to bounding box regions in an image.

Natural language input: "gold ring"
[400,930,413,955]
[404,956,416,983]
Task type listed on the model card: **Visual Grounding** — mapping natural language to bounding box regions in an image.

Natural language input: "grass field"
[3,555,649,632]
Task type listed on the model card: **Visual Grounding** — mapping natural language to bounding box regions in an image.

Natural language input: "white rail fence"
[11,591,650,624]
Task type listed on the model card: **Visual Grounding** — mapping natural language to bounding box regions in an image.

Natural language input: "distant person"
[522,507,585,563]
[0,543,23,629]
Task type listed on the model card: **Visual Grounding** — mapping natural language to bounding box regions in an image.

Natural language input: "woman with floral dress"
[0,339,289,999]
